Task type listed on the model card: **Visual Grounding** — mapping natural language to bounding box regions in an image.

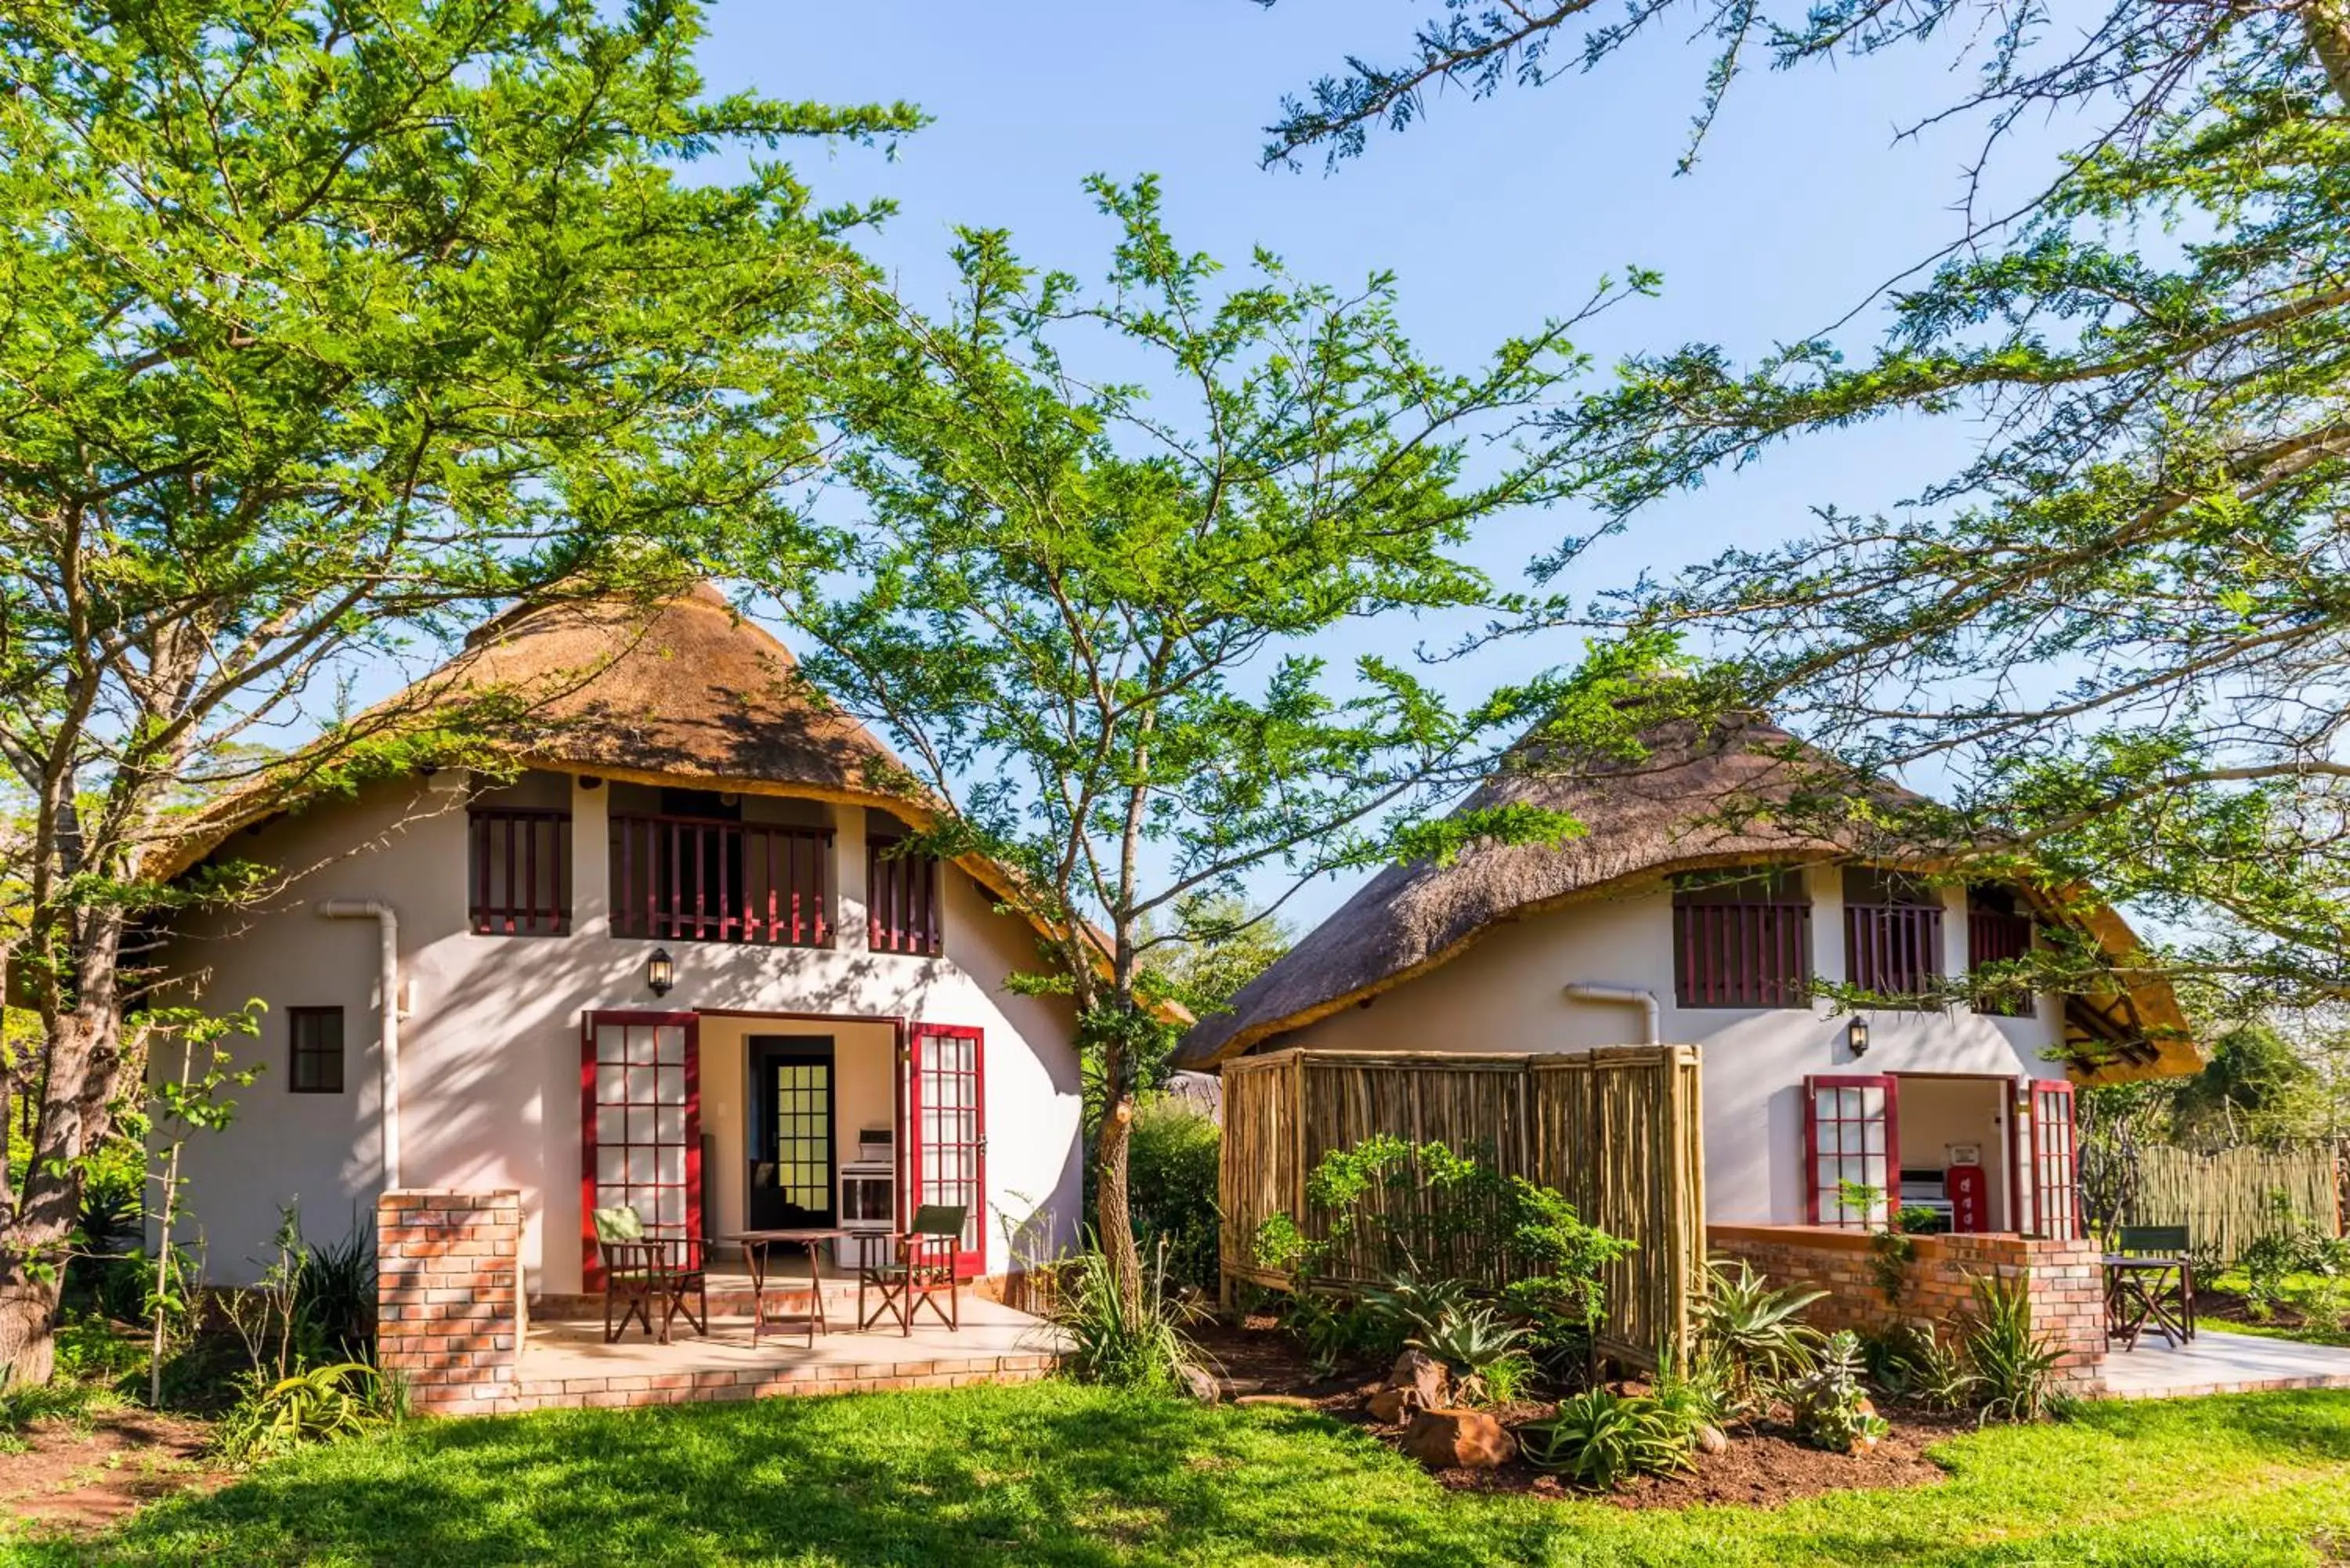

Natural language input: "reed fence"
[2117,1143,2345,1263]
[1218,1046,1705,1366]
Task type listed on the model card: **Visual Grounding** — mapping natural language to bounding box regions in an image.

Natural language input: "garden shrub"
[1960,1271,2063,1423]
[1786,1330,1888,1452]
[1253,1136,1631,1389]
[1048,1239,1209,1392]
[215,1360,399,1464]
[1126,1097,1221,1296]
[1518,1386,1696,1489]
[1694,1256,1824,1418]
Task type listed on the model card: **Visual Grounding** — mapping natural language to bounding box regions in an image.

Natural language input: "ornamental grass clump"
[1050,1239,1210,1393]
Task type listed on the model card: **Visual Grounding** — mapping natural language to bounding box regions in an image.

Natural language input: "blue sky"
[682,2,2078,927]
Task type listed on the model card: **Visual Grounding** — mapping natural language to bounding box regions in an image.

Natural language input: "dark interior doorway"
[747,1035,835,1230]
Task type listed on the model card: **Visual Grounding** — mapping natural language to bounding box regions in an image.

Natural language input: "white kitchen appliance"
[835,1159,895,1270]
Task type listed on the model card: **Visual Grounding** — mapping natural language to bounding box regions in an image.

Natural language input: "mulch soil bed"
[0,1407,226,1535]
[2196,1284,2346,1336]
[1192,1314,1958,1511]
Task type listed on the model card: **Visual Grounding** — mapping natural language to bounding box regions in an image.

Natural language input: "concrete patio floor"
[2099,1327,2350,1400]
[505,1295,1066,1414]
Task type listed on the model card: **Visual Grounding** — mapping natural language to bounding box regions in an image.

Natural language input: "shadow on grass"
[39,1382,1548,1568]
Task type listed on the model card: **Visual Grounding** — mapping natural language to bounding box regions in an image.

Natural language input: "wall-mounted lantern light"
[1846,1016,1871,1057]
[647,948,675,999]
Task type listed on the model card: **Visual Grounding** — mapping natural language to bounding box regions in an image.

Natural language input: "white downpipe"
[320,899,403,1190]
[1562,982,1661,1046]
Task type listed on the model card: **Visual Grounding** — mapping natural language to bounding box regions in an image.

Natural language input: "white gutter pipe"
[319,900,403,1189]
[1562,982,1661,1046]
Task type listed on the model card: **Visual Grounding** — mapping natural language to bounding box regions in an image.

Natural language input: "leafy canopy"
[720,173,1653,1294]
[1268,0,2350,1021]
[0,0,913,1379]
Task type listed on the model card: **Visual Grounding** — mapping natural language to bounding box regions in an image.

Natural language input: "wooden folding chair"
[856,1205,967,1335]
[594,1205,707,1346]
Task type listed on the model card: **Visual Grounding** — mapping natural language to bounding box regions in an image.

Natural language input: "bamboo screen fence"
[2118,1143,2345,1263]
[1219,1046,1706,1366]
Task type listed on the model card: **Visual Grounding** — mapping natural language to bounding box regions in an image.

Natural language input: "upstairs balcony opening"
[609,786,833,948]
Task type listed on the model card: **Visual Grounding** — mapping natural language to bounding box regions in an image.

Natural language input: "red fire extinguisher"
[1946,1162,1989,1234]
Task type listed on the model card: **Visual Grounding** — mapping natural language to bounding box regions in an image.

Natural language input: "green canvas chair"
[593,1205,707,1345]
[856,1205,967,1335]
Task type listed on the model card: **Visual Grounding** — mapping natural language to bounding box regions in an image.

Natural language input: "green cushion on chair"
[593,1205,645,1245]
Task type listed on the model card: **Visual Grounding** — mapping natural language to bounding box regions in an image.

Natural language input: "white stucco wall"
[1278,865,2063,1228]
[158,771,1083,1290]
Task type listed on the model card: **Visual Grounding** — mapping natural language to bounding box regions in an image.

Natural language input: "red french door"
[902,1023,985,1278]
[2026,1078,2082,1240]
[581,1011,700,1289]
[1804,1074,1899,1227]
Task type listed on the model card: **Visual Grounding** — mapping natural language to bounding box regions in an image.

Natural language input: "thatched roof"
[1173,714,2200,1083]
[159,584,904,871]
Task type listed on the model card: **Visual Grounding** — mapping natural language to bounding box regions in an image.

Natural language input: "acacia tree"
[0,0,914,1382]
[1263,0,2350,1021]
[732,177,1650,1302]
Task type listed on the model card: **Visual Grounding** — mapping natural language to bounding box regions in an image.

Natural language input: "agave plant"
[1519,1387,1696,1490]
[1409,1302,1529,1403]
[1361,1270,1470,1342]
[1696,1257,1825,1417]
[215,1361,394,1464]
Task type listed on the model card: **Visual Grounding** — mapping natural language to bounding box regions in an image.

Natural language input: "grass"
[7,1382,2350,1566]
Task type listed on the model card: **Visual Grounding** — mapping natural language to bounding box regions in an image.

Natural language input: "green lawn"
[11,1382,2350,1566]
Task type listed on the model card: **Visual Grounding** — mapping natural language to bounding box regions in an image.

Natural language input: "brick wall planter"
[378,1189,523,1415]
[1708,1223,2108,1395]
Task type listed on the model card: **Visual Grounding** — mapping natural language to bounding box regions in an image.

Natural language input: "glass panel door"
[2029,1079,2081,1241]
[905,1024,985,1276]
[580,1011,700,1288]
[1804,1074,1898,1227]
[747,1037,836,1229]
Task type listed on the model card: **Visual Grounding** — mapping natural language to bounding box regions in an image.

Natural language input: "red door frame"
[580,1010,701,1291]
[2026,1078,2082,1240]
[902,1022,986,1278]
[1802,1073,1900,1227]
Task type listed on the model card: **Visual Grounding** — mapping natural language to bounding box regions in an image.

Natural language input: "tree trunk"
[1093,1091,1142,1311]
[2314,0,2350,109]
[0,1006,118,1386]
[0,1236,67,1387]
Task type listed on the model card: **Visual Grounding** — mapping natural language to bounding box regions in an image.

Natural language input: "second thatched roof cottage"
[1176,713,2200,1239]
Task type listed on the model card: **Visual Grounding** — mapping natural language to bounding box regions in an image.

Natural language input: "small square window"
[288,1007,345,1094]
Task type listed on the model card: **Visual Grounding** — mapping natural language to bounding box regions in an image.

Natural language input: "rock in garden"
[1695,1423,1729,1456]
[1180,1364,1223,1404]
[1388,1348,1452,1408]
[1367,1386,1415,1425]
[1400,1408,1516,1470]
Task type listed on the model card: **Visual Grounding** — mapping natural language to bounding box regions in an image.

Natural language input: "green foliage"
[1048,1241,1209,1393]
[1408,1302,1528,1404]
[215,1361,397,1465]
[1124,1099,1221,1297]
[1786,1331,1889,1454]
[2172,1026,2330,1146]
[1263,1137,1632,1322]
[1358,1271,1473,1345]
[1139,894,1295,1017]
[1960,1274,2065,1425]
[1280,1290,1403,1377]
[1694,1257,1825,1418]
[1518,1386,1697,1490]
[0,0,915,1377]
[720,167,1656,1293]
[1860,1324,1980,1414]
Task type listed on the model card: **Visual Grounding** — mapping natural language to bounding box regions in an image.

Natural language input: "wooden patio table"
[2104,1253,2195,1349]
[723,1228,850,1346]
